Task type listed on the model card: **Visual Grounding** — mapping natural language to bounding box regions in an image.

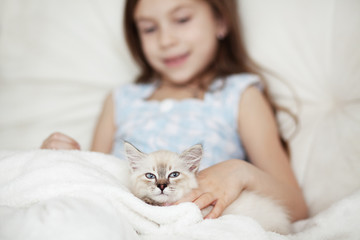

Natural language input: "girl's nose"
[158,28,176,48]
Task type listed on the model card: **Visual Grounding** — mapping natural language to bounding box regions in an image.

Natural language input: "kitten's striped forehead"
[152,151,177,178]
[156,162,167,179]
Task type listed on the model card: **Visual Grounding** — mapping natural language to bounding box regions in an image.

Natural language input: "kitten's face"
[125,143,202,205]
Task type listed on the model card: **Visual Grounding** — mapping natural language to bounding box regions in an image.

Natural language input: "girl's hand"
[176,159,249,219]
[41,132,81,150]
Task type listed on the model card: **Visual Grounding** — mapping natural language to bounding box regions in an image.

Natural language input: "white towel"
[0,150,359,240]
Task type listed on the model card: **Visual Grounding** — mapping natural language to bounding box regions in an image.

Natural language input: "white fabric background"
[0,0,137,150]
[238,0,360,215]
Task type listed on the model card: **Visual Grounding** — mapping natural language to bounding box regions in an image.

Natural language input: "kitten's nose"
[157,184,167,191]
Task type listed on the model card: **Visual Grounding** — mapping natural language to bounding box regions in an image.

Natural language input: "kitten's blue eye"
[145,173,156,179]
[168,171,180,178]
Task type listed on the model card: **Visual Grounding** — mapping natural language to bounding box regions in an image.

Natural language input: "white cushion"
[238,0,360,215]
[0,0,137,150]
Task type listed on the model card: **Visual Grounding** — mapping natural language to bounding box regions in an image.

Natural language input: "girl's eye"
[177,17,190,24]
[137,22,157,35]
[145,173,156,179]
[168,171,180,178]
[143,27,156,34]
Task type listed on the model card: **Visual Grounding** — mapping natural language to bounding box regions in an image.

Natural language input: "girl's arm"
[90,93,116,153]
[178,86,308,221]
[237,86,308,221]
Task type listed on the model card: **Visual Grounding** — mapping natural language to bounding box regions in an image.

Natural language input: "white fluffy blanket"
[0,150,359,240]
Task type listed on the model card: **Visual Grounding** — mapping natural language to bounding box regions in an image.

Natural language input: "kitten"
[124,142,291,234]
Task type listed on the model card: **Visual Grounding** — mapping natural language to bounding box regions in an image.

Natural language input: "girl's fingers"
[41,132,80,150]
[175,188,203,204]
[204,199,226,219]
[192,192,216,210]
[175,189,219,216]
[44,140,80,150]
[50,132,78,145]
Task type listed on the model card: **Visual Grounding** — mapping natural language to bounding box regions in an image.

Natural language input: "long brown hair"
[124,0,295,152]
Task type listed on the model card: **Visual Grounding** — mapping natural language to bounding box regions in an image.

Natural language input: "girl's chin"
[161,73,197,85]
[160,68,213,86]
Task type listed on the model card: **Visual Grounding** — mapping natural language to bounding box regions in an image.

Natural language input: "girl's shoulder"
[212,73,262,96]
[113,82,156,102]
[212,73,263,125]
[223,73,261,90]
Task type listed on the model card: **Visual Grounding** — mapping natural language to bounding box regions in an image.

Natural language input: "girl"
[42,0,308,221]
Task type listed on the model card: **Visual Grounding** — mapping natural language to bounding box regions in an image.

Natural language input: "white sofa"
[0,0,359,239]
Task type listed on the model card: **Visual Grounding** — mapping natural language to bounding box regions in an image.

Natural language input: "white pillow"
[239,0,360,216]
[0,0,137,150]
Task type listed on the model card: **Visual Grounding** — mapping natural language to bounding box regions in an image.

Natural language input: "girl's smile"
[163,52,190,68]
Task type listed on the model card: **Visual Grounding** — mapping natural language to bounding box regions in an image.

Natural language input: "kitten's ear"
[124,141,147,172]
[179,144,203,173]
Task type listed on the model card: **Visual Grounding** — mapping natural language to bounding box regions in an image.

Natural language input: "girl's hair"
[124,0,259,85]
[123,0,296,153]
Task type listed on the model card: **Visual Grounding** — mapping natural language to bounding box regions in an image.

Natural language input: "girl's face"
[134,0,226,85]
